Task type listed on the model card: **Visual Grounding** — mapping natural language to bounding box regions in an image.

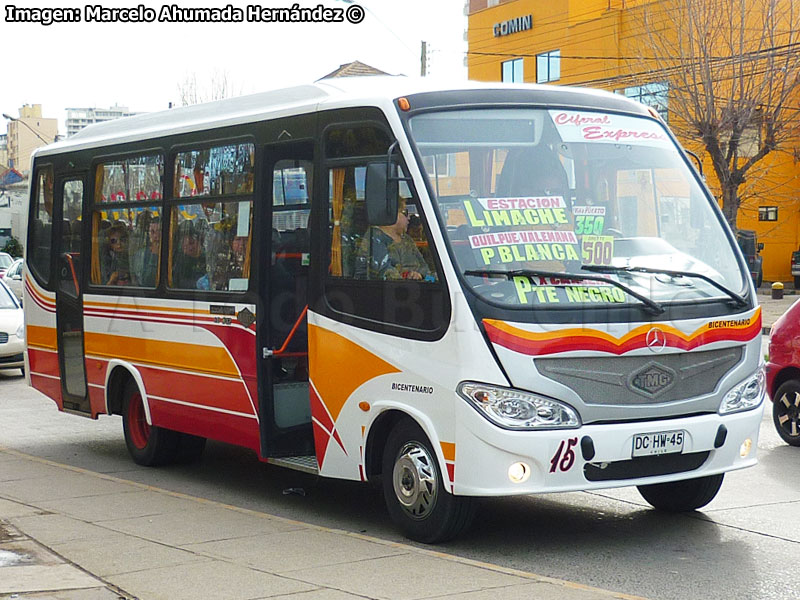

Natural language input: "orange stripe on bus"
[440,441,456,461]
[309,325,400,423]
[83,299,210,315]
[27,325,58,350]
[83,332,239,378]
[25,274,55,305]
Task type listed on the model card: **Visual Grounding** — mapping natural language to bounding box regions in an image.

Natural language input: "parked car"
[1,258,23,303]
[0,252,13,278]
[767,300,800,445]
[791,249,800,289]
[0,278,24,375]
[737,230,763,288]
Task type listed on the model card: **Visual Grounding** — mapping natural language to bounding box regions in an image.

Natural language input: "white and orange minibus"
[24,78,764,542]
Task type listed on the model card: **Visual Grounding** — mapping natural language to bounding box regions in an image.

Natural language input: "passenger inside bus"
[172,219,207,289]
[355,201,433,281]
[102,224,131,286]
[131,216,161,287]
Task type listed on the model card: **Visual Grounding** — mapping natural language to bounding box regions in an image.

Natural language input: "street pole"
[2,113,54,144]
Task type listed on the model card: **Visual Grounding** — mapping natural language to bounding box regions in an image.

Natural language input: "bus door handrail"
[266,305,308,358]
[64,252,80,296]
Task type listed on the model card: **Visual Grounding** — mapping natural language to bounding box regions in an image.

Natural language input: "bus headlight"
[458,382,580,430]
[719,368,765,415]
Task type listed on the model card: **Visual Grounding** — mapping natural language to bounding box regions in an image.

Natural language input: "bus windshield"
[409,108,746,311]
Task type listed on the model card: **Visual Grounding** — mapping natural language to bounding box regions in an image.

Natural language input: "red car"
[767,300,800,445]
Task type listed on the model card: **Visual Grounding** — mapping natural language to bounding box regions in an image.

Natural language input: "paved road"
[1,351,797,600]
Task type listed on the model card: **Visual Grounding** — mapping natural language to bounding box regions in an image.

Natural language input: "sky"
[2,0,467,134]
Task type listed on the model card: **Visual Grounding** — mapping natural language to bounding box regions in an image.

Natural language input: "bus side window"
[168,142,255,291]
[331,165,436,282]
[29,166,54,285]
[58,180,84,296]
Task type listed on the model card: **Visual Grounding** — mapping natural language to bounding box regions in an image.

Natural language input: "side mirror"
[365,162,398,226]
[757,242,764,252]
[684,148,704,178]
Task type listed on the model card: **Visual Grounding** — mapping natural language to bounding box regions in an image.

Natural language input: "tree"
[2,236,23,258]
[176,69,239,107]
[633,0,800,230]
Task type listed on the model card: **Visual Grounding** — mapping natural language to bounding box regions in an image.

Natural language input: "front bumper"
[453,398,763,496]
[0,337,25,369]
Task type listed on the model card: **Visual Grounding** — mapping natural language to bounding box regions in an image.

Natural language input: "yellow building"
[5,105,58,175]
[467,0,800,282]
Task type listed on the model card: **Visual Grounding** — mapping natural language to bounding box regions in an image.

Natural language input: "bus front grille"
[535,347,742,407]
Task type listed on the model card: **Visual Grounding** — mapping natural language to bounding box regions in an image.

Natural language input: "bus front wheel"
[382,418,476,543]
[637,474,724,512]
[122,381,179,466]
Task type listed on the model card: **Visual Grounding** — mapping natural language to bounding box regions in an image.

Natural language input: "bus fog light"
[740,438,753,458]
[508,462,530,483]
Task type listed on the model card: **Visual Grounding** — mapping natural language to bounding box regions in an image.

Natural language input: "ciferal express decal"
[550,437,578,473]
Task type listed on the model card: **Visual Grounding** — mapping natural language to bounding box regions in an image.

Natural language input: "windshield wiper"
[580,265,747,307]
[463,268,664,315]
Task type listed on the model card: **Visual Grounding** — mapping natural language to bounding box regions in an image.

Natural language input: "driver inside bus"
[355,200,433,281]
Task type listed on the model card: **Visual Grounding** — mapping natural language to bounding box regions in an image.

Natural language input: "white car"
[0,278,24,375]
[1,258,23,303]
[0,252,12,278]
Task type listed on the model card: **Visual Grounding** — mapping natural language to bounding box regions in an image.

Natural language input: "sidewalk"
[0,446,645,600]
[756,288,799,333]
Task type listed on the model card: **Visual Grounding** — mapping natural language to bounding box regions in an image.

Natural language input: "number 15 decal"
[550,437,579,473]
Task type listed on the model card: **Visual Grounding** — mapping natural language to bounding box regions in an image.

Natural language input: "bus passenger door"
[54,175,90,413]
[258,142,315,458]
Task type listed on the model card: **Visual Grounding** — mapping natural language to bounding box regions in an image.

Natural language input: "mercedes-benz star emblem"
[645,327,667,353]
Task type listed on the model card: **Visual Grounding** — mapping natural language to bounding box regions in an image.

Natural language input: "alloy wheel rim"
[778,390,800,438]
[392,441,438,520]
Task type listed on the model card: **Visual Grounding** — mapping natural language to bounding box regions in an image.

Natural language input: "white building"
[0,134,7,168]
[66,105,137,137]
[0,181,29,247]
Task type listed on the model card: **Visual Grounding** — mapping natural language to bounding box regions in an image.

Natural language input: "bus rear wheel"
[122,381,179,466]
[175,433,207,463]
[637,474,724,512]
[382,418,476,543]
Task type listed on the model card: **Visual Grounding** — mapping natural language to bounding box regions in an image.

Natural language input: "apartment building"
[66,105,136,137]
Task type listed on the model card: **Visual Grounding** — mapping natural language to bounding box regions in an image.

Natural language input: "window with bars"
[622,83,669,121]
[758,206,778,221]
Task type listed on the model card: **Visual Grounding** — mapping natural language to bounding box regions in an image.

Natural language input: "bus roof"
[34,77,650,158]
